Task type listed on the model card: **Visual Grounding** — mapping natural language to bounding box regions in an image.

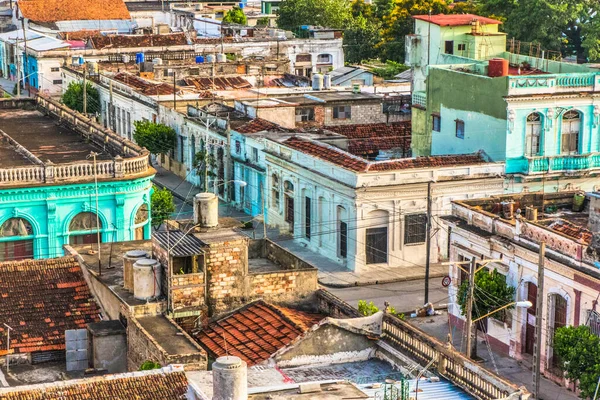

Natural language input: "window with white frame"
[561,110,580,154]
[333,105,351,120]
[525,112,542,156]
[271,173,280,210]
[295,107,315,122]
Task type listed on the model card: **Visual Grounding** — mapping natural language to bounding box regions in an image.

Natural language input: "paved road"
[327,278,449,314]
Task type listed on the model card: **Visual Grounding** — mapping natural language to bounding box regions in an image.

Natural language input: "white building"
[264,136,505,273]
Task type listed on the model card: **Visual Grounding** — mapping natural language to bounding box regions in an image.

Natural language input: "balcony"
[508,72,600,96]
[412,91,426,108]
[507,153,600,175]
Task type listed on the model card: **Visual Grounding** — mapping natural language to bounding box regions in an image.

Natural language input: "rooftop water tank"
[323,74,331,89]
[123,250,149,292]
[135,52,145,64]
[488,58,509,77]
[312,73,323,91]
[133,259,161,301]
[122,54,130,63]
[206,54,215,63]
[196,55,205,64]
[213,356,248,400]
[152,58,163,65]
[216,53,227,63]
[194,193,219,228]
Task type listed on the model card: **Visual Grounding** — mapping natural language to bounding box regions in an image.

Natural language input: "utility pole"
[533,241,546,399]
[20,18,29,96]
[464,257,476,359]
[173,72,177,110]
[424,181,432,304]
[82,65,87,115]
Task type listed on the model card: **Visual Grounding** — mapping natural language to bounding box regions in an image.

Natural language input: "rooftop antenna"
[223,331,229,358]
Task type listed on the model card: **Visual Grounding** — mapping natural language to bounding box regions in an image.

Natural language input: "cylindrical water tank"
[152,58,163,65]
[238,2,245,8]
[323,74,331,89]
[123,250,149,292]
[122,54,130,63]
[196,55,205,64]
[136,52,145,64]
[133,259,161,301]
[212,356,247,400]
[194,193,219,228]
[312,73,323,91]
[206,54,215,63]
[488,58,509,77]
[216,53,227,63]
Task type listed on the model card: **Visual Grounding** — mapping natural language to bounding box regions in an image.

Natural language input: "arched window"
[561,110,581,154]
[134,204,149,240]
[69,212,102,245]
[0,218,34,261]
[525,112,542,156]
[284,180,294,225]
[271,173,280,210]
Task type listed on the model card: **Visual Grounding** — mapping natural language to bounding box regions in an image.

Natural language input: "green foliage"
[223,6,248,25]
[139,360,161,371]
[61,81,100,114]
[256,16,270,26]
[554,325,600,398]
[358,300,404,319]
[133,120,176,156]
[358,300,379,316]
[457,268,516,322]
[150,186,175,228]
[277,0,352,31]
[344,15,381,63]
[372,60,409,80]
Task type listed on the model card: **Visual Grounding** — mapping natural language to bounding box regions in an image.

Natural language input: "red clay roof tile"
[282,136,487,172]
[324,122,411,156]
[235,118,283,134]
[18,0,131,22]
[0,256,100,356]
[0,369,189,400]
[193,300,325,366]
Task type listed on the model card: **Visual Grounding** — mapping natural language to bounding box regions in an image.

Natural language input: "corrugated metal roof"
[153,230,206,257]
[359,378,473,400]
[55,20,134,33]
[0,29,43,43]
[20,36,71,51]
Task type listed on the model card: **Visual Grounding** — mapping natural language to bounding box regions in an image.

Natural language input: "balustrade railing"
[381,315,529,400]
[525,152,600,174]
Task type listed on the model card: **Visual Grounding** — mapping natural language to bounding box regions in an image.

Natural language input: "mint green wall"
[414,67,509,158]
[0,176,153,259]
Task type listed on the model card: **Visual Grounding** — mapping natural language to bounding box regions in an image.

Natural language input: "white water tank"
[122,54,130,63]
[212,356,247,400]
[216,53,227,63]
[133,259,161,300]
[152,58,163,65]
[206,54,215,63]
[323,74,332,89]
[194,192,219,228]
[123,250,149,292]
[312,73,323,91]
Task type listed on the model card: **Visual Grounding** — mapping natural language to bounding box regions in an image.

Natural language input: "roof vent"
[299,382,322,394]
[375,150,391,161]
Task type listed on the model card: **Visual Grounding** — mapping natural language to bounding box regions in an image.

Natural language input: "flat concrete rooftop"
[0,109,113,167]
[137,315,200,356]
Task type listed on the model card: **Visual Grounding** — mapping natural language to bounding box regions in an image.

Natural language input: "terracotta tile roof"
[324,122,411,156]
[193,300,325,366]
[113,73,176,95]
[235,118,283,134]
[547,219,593,244]
[184,77,252,91]
[0,256,100,356]
[90,33,189,49]
[413,14,502,27]
[282,136,488,172]
[0,369,189,400]
[18,0,131,22]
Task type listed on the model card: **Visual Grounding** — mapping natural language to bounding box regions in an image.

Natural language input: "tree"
[223,6,248,25]
[193,149,217,192]
[133,121,176,157]
[256,16,270,26]
[554,325,600,398]
[457,268,516,358]
[277,0,352,31]
[344,15,381,63]
[61,81,100,114]
[151,186,175,228]
[139,360,161,370]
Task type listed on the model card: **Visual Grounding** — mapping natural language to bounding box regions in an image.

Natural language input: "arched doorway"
[0,218,34,261]
[134,204,149,240]
[69,212,102,245]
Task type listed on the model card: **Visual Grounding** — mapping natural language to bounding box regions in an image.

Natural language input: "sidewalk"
[410,313,579,400]
[152,165,450,288]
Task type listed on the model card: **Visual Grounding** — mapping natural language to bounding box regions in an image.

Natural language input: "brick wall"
[205,237,249,315]
[324,103,387,126]
[247,269,317,302]
[171,273,206,311]
[126,316,207,371]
